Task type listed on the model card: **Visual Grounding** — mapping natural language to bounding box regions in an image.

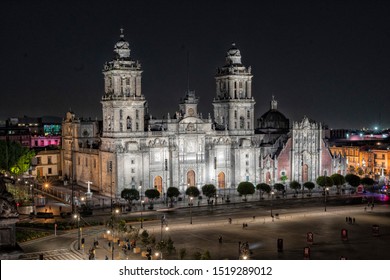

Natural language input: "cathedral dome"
[113,28,131,59]
[257,97,289,132]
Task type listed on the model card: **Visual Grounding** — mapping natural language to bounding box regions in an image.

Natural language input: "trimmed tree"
[121,188,139,211]
[237,181,255,201]
[345,174,361,189]
[166,187,180,207]
[303,181,315,196]
[361,177,375,192]
[256,183,270,200]
[145,188,160,209]
[316,176,334,195]
[289,180,301,197]
[330,173,345,194]
[201,184,216,204]
[273,183,285,198]
[185,186,200,198]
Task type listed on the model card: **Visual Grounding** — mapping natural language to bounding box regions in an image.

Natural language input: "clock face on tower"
[188,108,194,116]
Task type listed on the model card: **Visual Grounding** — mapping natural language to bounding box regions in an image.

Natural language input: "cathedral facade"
[61,31,346,199]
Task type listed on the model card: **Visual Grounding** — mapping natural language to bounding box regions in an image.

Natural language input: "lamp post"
[270,191,274,217]
[324,187,329,212]
[111,208,120,260]
[139,185,143,229]
[190,196,193,224]
[74,213,81,250]
[160,215,169,241]
[30,183,36,215]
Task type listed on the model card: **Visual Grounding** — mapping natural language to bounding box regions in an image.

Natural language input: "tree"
[345,174,361,188]
[237,182,255,201]
[273,183,285,198]
[185,186,200,198]
[289,180,301,197]
[201,184,216,203]
[0,140,31,172]
[316,176,333,188]
[303,181,315,196]
[361,177,375,192]
[256,183,270,200]
[330,174,345,194]
[166,187,180,207]
[121,188,139,211]
[11,149,35,175]
[144,188,160,209]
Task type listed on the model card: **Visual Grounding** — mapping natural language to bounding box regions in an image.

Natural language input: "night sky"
[1,0,390,129]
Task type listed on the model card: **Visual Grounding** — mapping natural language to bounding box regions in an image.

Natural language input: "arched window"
[126,116,132,130]
[240,116,245,129]
[119,110,123,120]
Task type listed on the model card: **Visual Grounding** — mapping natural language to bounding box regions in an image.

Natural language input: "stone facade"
[61,31,346,199]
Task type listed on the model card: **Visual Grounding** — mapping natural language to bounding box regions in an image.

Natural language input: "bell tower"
[101,29,146,137]
[213,43,255,135]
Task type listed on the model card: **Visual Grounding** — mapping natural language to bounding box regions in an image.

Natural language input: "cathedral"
[61,31,346,199]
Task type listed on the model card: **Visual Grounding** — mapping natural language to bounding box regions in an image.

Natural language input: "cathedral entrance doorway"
[265,171,271,184]
[154,176,163,194]
[218,172,225,189]
[187,170,195,187]
[302,164,308,182]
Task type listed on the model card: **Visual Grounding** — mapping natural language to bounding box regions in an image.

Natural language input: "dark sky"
[1,0,390,129]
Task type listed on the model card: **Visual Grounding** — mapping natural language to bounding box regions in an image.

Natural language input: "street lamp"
[190,196,193,224]
[111,208,120,260]
[270,191,274,217]
[324,187,329,212]
[155,252,163,260]
[73,213,81,250]
[160,215,169,241]
[30,183,36,215]
[139,185,143,229]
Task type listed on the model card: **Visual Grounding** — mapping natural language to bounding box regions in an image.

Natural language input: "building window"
[48,156,52,164]
[119,110,123,120]
[247,110,250,118]
[247,122,250,129]
[131,159,134,164]
[382,154,385,159]
[127,116,132,130]
[94,159,96,168]
[234,122,237,129]
[34,140,38,146]
[136,110,139,119]
[240,117,245,129]
[78,157,80,165]
[48,168,52,175]
[120,123,123,132]
[136,123,139,131]
[37,157,41,165]
[131,168,135,173]
[85,158,88,167]
[246,161,249,166]
[234,111,237,119]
